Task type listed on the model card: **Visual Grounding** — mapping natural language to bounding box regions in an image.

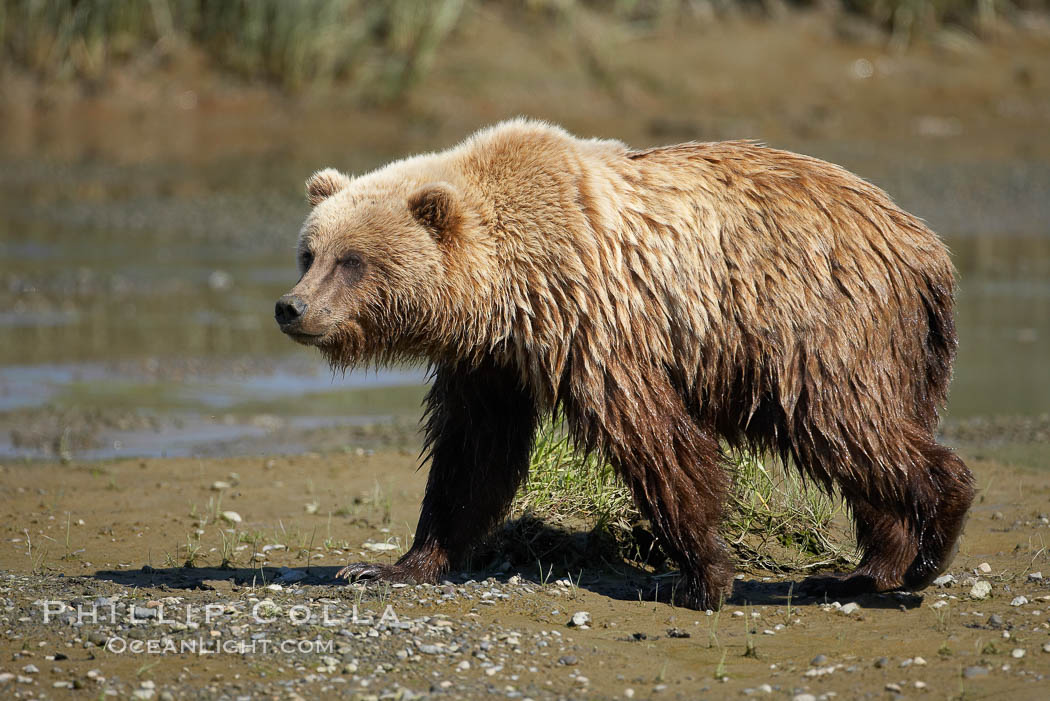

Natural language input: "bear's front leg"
[338,358,538,585]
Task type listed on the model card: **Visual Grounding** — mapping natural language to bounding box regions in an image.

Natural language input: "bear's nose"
[275,295,308,327]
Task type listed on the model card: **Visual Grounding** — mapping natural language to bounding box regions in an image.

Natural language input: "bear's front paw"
[336,562,422,585]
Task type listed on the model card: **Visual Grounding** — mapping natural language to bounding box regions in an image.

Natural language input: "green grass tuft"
[511,419,854,573]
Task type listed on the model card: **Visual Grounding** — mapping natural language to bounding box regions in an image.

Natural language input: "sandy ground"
[1,442,1049,700]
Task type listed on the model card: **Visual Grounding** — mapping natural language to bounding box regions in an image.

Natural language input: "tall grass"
[0,0,466,95]
[512,419,853,572]
[1,0,1045,95]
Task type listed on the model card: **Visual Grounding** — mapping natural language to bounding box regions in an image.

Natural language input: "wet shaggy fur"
[279,119,974,610]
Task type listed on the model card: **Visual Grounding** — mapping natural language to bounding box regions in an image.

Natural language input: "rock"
[931,600,948,609]
[914,681,927,690]
[1042,642,1050,653]
[969,580,992,599]
[456,661,470,671]
[988,614,1004,627]
[885,683,902,693]
[963,665,989,679]
[874,657,889,668]
[757,684,772,694]
[1028,571,1043,581]
[913,656,927,665]
[977,562,992,574]
[1012,648,1026,659]
[569,611,591,628]
[1011,595,1029,607]
[220,511,242,524]
[131,691,155,701]
[362,542,398,552]
[810,654,828,666]
[21,664,38,674]
[932,574,954,587]
[210,481,231,491]
[558,655,579,666]
[839,602,861,615]
[666,628,690,638]
[792,695,817,701]
[208,270,233,291]
[133,606,158,619]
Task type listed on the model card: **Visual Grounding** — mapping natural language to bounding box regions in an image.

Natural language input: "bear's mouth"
[282,329,326,345]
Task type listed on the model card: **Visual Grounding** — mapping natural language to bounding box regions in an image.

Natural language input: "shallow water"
[0,152,1046,459]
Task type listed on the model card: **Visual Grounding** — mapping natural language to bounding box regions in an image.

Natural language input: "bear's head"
[275,166,475,368]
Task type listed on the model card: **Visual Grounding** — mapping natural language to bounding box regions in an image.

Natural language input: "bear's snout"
[275,294,308,331]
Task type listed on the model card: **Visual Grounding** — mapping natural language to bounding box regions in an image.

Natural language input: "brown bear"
[275,119,973,611]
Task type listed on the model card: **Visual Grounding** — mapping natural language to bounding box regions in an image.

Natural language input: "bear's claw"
[336,562,420,585]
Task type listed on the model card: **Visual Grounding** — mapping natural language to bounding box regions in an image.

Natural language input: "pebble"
[932,574,954,587]
[362,542,398,552]
[886,682,902,693]
[1028,571,1043,581]
[1012,648,1026,659]
[220,511,242,524]
[21,664,38,674]
[874,657,889,668]
[569,611,591,627]
[969,580,992,599]
[977,562,992,573]
[792,695,816,701]
[624,689,635,699]
[1042,642,1050,653]
[810,654,828,666]
[558,655,578,666]
[988,613,1004,627]
[930,600,948,609]
[839,602,860,615]
[1011,595,1029,607]
[914,680,927,690]
[963,666,989,678]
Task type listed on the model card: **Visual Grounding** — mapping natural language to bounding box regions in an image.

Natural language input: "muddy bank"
[1,444,1048,698]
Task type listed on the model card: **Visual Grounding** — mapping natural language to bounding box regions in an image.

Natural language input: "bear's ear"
[408,182,462,242]
[306,168,351,207]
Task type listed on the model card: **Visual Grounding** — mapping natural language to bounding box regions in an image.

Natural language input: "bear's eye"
[339,254,362,269]
[300,251,314,271]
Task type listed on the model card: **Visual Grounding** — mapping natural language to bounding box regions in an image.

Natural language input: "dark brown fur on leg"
[564,364,733,611]
[338,357,537,584]
[903,439,974,589]
[802,495,916,598]
[802,426,974,598]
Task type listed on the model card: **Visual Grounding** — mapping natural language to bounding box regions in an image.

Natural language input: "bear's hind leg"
[802,425,973,597]
[566,370,733,611]
[902,436,974,590]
